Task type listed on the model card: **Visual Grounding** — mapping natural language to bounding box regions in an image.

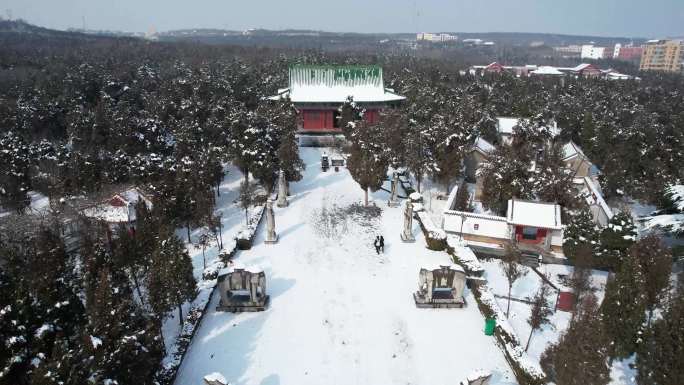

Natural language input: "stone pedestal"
[265,199,278,244]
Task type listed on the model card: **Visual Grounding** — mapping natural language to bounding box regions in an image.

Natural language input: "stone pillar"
[265,199,278,244]
[387,172,400,207]
[277,170,288,207]
[400,201,416,242]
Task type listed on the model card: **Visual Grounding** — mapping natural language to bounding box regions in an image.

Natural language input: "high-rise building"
[581,45,609,60]
[639,39,683,73]
[613,43,643,61]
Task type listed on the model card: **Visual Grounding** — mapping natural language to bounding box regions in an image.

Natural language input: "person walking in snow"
[373,236,381,254]
[379,235,385,253]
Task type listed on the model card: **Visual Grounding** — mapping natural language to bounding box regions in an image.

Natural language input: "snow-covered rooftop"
[473,136,496,154]
[81,187,151,224]
[506,199,562,229]
[562,141,586,160]
[530,66,564,76]
[496,117,521,135]
[269,65,406,104]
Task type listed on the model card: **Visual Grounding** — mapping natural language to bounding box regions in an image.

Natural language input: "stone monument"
[216,266,269,312]
[414,264,467,308]
[387,172,400,207]
[265,199,278,244]
[276,170,288,207]
[400,200,415,242]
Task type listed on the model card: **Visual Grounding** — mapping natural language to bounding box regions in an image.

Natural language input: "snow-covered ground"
[481,259,608,362]
[174,148,516,385]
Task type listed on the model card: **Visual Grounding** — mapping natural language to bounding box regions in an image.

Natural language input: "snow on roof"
[530,66,564,76]
[570,63,597,72]
[473,136,496,154]
[218,263,264,277]
[203,372,229,384]
[582,177,614,221]
[420,261,466,274]
[81,187,151,224]
[506,199,562,229]
[269,65,405,103]
[496,116,561,137]
[496,117,521,135]
[562,141,586,160]
[82,205,132,223]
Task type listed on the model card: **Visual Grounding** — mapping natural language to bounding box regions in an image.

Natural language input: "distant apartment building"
[417,32,458,43]
[612,43,643,61]
[639,39,683,73]
[553,45,583,57]
[581,44,610,60]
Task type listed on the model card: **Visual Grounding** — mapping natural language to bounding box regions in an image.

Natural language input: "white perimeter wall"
[443,211,510,240]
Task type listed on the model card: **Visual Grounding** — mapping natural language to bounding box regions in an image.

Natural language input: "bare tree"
[568,244,594,314]
[526,283,554,351]
[500,244,527,318]
[238,180,256,225]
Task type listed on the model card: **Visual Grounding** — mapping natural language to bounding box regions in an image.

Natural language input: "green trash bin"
[484,318,496,336]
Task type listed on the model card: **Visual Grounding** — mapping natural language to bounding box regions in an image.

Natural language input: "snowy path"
[174,148,516,385]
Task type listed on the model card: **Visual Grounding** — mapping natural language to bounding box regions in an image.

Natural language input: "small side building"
[562,141,593,177]
[81,187,153,231]
[443,198,564,260]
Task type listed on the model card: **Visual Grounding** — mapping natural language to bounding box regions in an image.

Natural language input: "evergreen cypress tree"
[562,208,600,263]
[600,251,647,359]
[453,181,472,211]
[479,145,534,215]
[545,294,611,385]
[148,232,197,328]
[636,285,684,385]
[346,122,389,206]
[629,235,672,324]
[599,211,637,270]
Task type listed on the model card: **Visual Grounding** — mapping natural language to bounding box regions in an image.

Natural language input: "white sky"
[3,0,683,38]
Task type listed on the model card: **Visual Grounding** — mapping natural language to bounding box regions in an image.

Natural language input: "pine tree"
[568,244,595,311]
[148,232,197,328]
[346,121,389,206]
[629,235,672,324]
[544,294,610,385]
[600,251,647,359]
[599,211,637,270]
[636,285,684,385]
[273,98,305,186]
[433,133,467,195]
[454,181,472,211]
[563,208,600,262]
[533,142,577,208]
[0,132,32,213]
[479,145,534,215]
[84,267,163,385]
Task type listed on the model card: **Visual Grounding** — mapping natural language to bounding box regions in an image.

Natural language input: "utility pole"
[82,15,86,31]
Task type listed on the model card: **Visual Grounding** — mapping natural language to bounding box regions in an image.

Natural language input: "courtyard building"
[269,65,405,144]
